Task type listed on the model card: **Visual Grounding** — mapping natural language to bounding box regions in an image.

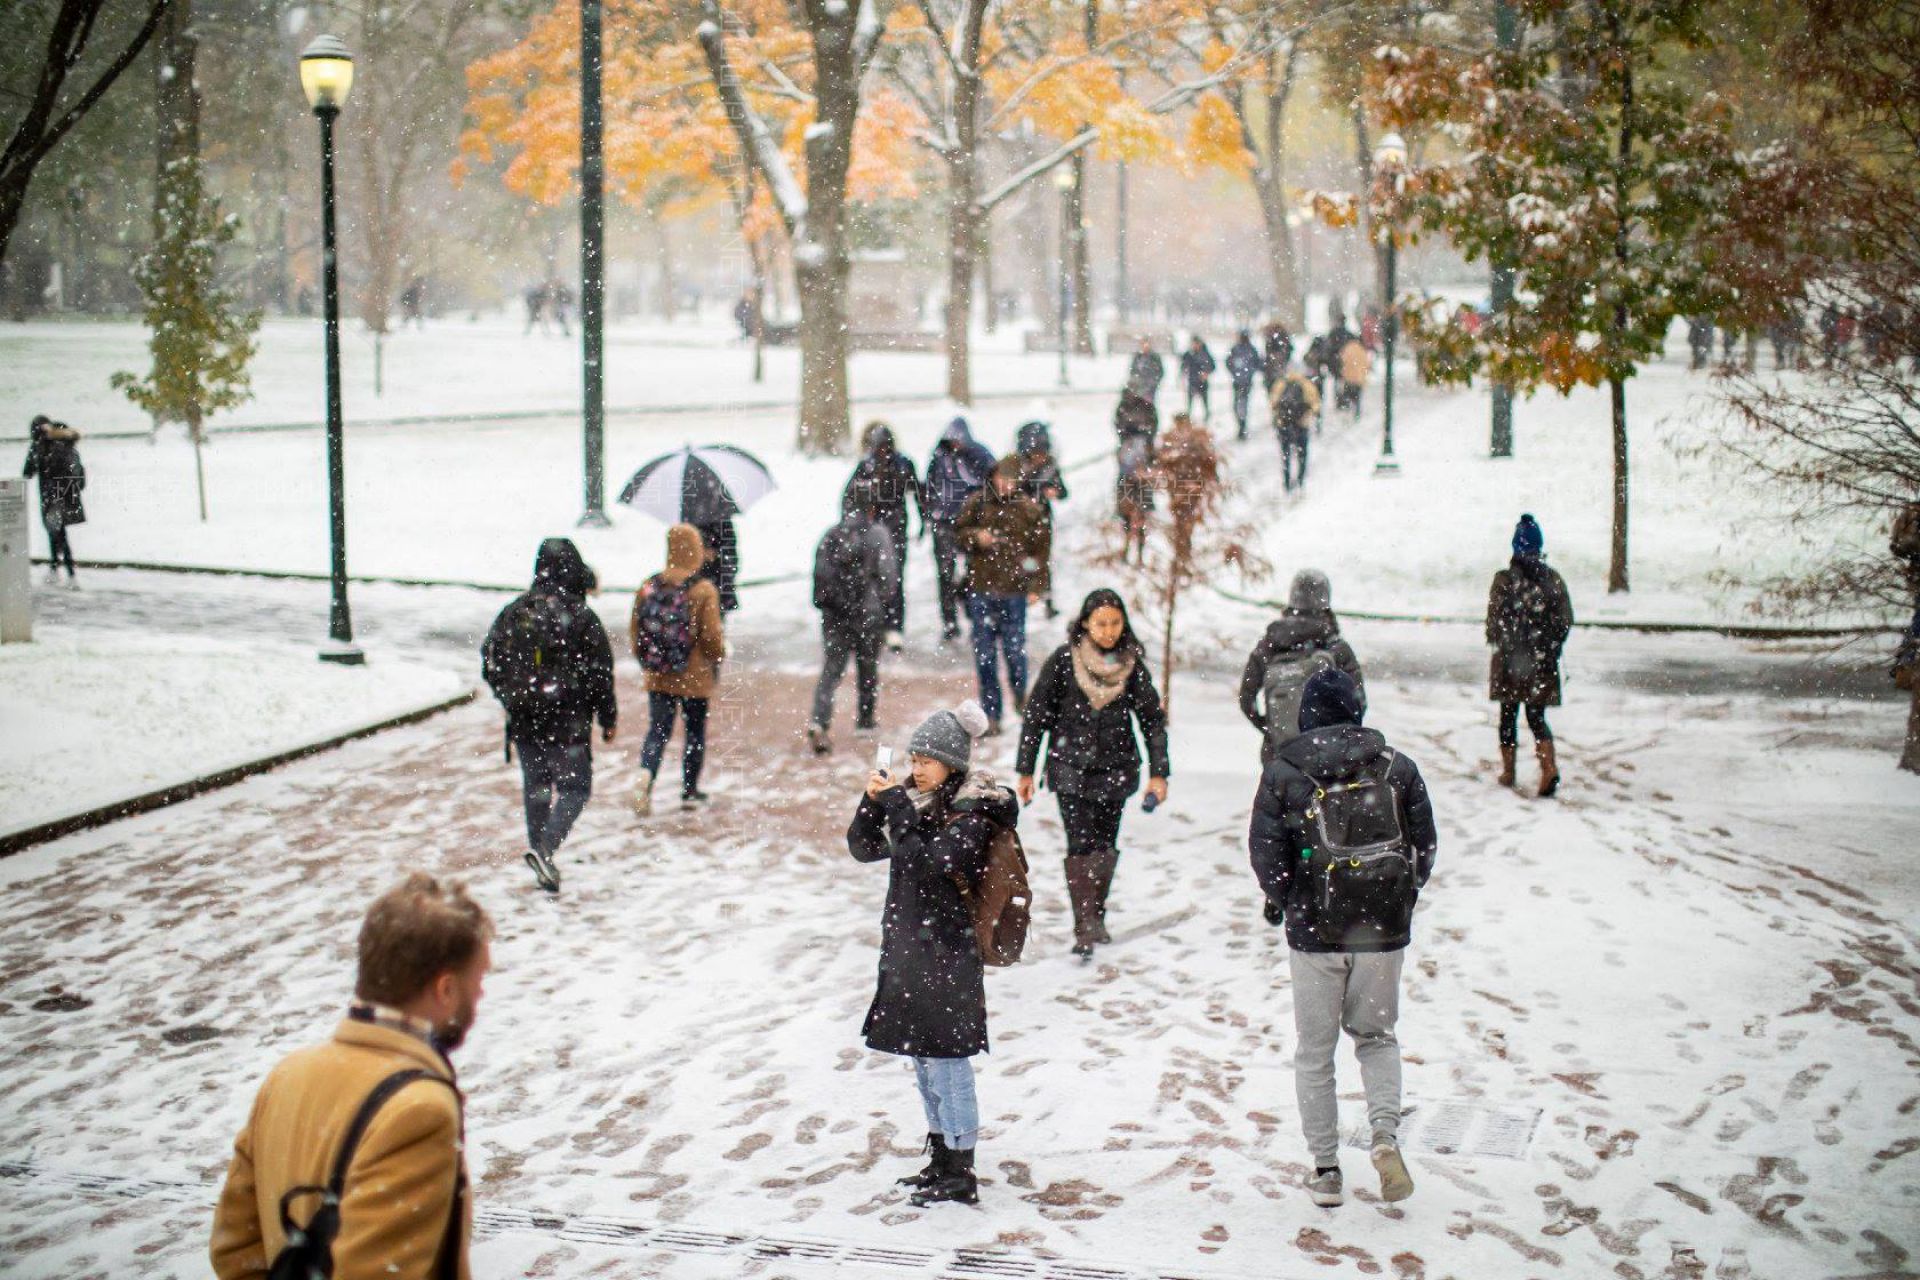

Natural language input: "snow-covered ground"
[0,624,468,837]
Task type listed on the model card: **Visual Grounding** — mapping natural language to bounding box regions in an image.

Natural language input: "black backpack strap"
[328,1069,443,1194]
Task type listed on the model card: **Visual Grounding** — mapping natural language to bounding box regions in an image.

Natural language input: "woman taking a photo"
[847,701,1014,1207]
[1015,589,1170,959]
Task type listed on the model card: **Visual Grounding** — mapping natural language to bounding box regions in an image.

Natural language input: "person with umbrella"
[618,444,778,618]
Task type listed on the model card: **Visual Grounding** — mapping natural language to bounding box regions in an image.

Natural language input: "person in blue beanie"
[1486,514,1574,795]
[1248,666,1436,1209]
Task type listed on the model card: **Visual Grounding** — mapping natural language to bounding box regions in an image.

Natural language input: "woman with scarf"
[1486,514,1574,796]
[1015,589,1171,959]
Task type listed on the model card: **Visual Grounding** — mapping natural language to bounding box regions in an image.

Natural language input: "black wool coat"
[1016,644,1171,797]
[1485,557,1574,705]
[23,429,85,526]
[848,774,1017,1059]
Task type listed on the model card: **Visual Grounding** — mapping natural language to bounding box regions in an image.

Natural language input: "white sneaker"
[45,568,61,585]
[884,629,904,653]
[1370,1137,1413,1203]
[631,768,655,817]
[1305,1166,1344,1207]
[523,849,560,893]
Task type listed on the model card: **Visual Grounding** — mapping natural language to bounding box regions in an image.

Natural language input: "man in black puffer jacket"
[1249,667,1435,1211]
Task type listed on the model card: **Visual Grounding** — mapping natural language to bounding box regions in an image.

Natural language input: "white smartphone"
[874,746,894,773]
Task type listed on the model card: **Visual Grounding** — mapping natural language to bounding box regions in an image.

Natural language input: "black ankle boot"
[896,1132,949,1188]
[909,1145,978,1206]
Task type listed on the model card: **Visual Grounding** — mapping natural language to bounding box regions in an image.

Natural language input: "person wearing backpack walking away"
[1260,323,1294,403]
[211,874,490,1279]
[1301,333,1333,432]
[1180,334,1217,420]
[1486,514,1574,796]
[1014,421,1069,621]
[22,416,85,587]
[955,457,1051,737]
[481,539,617,893]
[1270,367,1320,493]
[1336,334,1371,417]
[1226,331,1262,440]
[1015,589,1169,959]
[1248,667,1436,1209]
[1113,386,1159,457]
[848,700,1019,1207]
[631,523,728,815]
[846,421,924,651]
[1239,569,1366,775]
[808,481,896,755]
[925,418,997,643]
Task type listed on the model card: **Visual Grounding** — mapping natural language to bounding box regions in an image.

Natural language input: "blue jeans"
[640,692,708,796]
[965,594,1028,724]
[913,1056,979,1150]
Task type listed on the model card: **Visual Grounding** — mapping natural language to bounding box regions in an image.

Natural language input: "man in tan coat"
[211,875,492,1280]
[630,522,728,814]
[954,456,1051,733]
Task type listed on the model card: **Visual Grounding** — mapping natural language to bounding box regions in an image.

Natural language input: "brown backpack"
[954,824,1031,966]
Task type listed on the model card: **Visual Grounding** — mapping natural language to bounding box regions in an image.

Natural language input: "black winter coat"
[1016,644,1171,797]
[1249,724,1437,953]
[1486,556,1573,705]
[1114,392,1158,448]
[848,773,1018,1058]
[481,540,617,747]
[693,519,740,613]
[1180,345,1216,387]
[846,449,923,538]
[23,428,85,526]
[1127,350,1165,399]
[1226,339,1262,389]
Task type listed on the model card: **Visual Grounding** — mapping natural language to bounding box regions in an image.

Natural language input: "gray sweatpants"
[1289,948,1405,1165]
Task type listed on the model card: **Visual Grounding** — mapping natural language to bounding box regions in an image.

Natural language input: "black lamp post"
[300,36,363,663]
[1055,163,1074,388]
[1374,130,1407,477]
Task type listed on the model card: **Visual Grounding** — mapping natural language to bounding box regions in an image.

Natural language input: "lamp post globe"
[302,35,363,663]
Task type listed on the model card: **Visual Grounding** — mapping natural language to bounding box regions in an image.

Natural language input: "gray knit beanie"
[908,700,989,771]
[1288,568,1332,614]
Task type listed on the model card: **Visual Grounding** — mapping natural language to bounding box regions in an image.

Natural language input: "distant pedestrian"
[733,287,763,341]
[1486,514,1573,796]
[1113,387,1159,455]
[1302,333,1333,429]
[482,538,617,893]
[924,418,996,642]
[1180,335,1216,420]
[1336,335,1370,417]
[1249,667,1436,1209]
[211,874,489,1279]
[399,275,427,329]
[1239,569,1366,766]
[1015,420,1069,620]
[1016,589,1169,959]
[1226,330,1262,439]
[692,519,741,614]
[808,482,896,755]
[22,415,84,586]
[1270,368,1320,492]
[954,457,1050,734]
[1113,435,1156,565]
[1261,323,1293,397]
[631,523,728,815]
[1126,337,1165,403]
[846,420,923,649]
[847,701,1013,1207]
[1688,316,1715,370]
[549,280,574,336]
[523,283,547,334]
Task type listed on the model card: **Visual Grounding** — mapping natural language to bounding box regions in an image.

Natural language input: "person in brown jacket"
[630,522,728,814]
[211,874,491,1280]
[954,456,1051,734]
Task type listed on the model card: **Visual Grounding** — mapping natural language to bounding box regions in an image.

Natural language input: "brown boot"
[1496,746,1517,787]
[1064,856,1100,956]
[1536,739,1560,798]
[1088,848,1120,944]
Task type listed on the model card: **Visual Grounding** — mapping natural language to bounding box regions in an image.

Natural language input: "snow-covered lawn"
[0,625,468,837]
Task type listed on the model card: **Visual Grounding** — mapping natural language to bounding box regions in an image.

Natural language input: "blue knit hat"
[1512,513,1544,560]
[1298,668,1365,733]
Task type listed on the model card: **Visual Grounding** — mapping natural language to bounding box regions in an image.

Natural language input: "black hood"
[1276,724,1388,783]
[1263,612,1339,653]
[532,537,593,596]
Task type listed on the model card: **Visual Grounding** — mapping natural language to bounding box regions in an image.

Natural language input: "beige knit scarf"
[1070,638,1136,710]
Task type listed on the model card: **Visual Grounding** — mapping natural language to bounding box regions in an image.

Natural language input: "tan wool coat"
[634,522,727,699]
[210,1017,469,1280]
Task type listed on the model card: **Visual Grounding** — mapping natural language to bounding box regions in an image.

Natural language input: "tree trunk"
[656,215,677,322]
[1068,150,1094,354]
[946,178,977,404]
[1251,169,1302,329]
[1902,685,1920,774]
[1608,375,1629,593]
[155,0,198,220]
[979,222,996,334]
[188,408,207,522]
[1351,101,1388,314]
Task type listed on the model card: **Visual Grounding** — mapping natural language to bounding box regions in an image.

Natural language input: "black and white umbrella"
[616,444,777,525]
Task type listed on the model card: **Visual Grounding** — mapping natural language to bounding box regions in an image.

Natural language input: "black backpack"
[813,521,872,621]
[1297,752,1418,948]
[269,1069,460,1280]
[1277,378,1309,423]
[483,591,585,720]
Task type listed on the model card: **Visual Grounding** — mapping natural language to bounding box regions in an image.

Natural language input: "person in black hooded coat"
[1486,514,1573,796]
[22,416,85,583]
[848,701,1013,1207]
[1016,589,1170,958]
[482,538,617,892]
[844,421,923,642]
